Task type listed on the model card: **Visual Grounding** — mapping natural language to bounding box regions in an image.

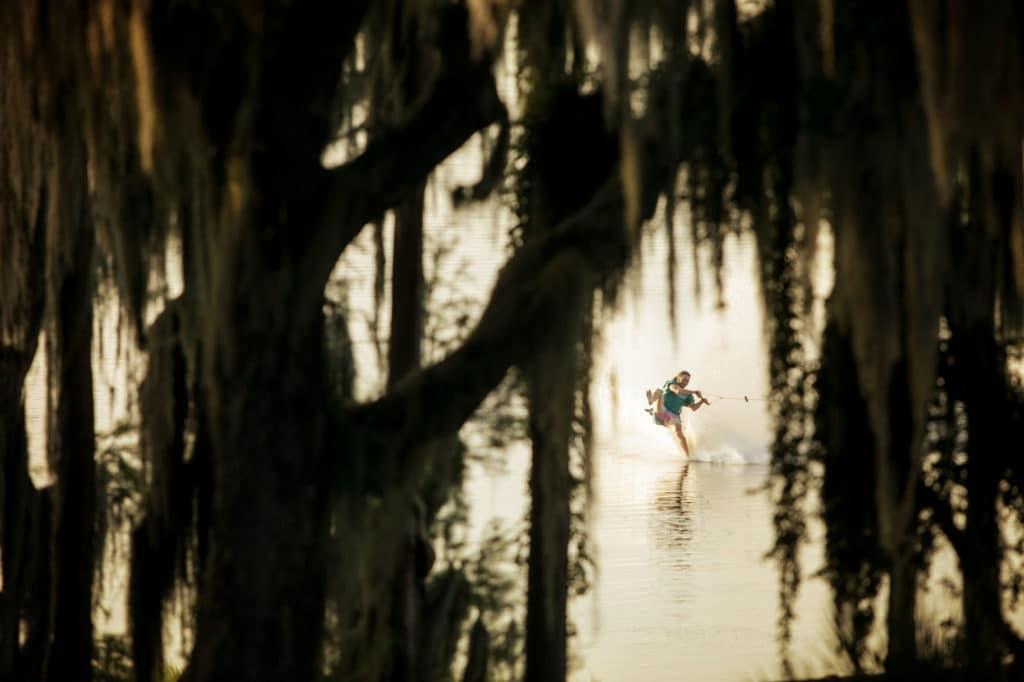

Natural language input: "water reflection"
[571,444,834,682]
[650,463,692,562]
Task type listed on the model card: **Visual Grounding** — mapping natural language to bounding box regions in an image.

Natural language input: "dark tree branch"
[452,106,511,206]
[305,32,506,298]
[24,183,47,351]
[341,179,627,487]
[332,52,689,490]
[0,179,46,361]
[336,64,504,231]
[338,82,684,489]
[253,0,374,200]
[147,1,374,265]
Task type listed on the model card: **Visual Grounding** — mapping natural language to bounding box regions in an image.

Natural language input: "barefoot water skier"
[645,370,711,456]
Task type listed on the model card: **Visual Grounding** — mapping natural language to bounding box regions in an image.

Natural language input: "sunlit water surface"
[577,445,814,682]
[467,426,838,682]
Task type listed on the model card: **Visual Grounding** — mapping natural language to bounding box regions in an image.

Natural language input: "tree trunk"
[383,9,434,669]
[131,304,192,682]
[951,312,1009,679]
[884,546,918,674]
[0,352,45,682]
[524,339,575,682]
[961,468,1005,679]
[819,2,945,669]
[0,15,47,673]
[881,363,920,673]
[43,126,96,682]
[386,183,427,682]
[5,487,51,682]
[0,239,43,681]
[945,154,1014,680]
[186,261,330,682]
[387,184,426,389]
[520,79,614,682]
[461,618,490,682]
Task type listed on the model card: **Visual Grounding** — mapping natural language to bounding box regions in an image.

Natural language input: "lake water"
[578,447,815,682]
[465,415,839,682]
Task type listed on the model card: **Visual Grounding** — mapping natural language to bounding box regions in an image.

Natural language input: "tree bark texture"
[823,2,944,665]
[387,184,426,390]
[185,257,331,681]
[0,208,46,682]
[177,16,504,677]
[0,354,48,682]
[524,339,575,682]
[131,304,192,682]
[0,6,48,676]
[385,183,427,682]
[946,156,1014,679]
[951,329,1007,680]
[42,92,96,681]
[43,265,96,676]
[521,83,613,682]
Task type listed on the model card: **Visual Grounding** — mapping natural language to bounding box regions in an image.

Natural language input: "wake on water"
[610,403,771,465]
[686,434,769,464]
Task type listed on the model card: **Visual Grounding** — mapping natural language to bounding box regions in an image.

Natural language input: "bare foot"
[646,389,654,404]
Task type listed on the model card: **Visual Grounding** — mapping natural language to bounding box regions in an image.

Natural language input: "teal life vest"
[662,381,694,414]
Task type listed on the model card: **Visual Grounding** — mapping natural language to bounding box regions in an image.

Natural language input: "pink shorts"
[655,409,680,425]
